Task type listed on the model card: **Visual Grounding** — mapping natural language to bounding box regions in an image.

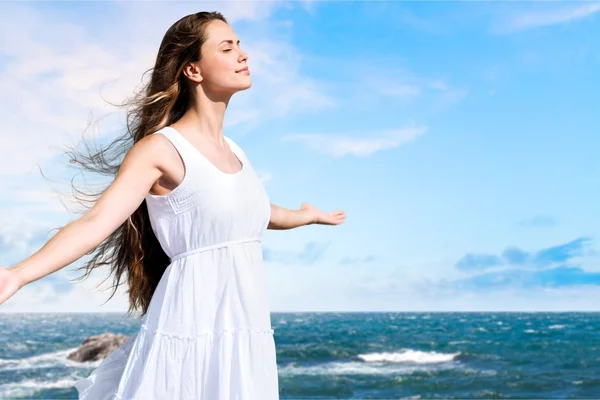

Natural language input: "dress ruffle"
[74,325,278,400]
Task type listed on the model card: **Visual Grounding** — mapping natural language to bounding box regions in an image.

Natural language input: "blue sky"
[0,1,599,312]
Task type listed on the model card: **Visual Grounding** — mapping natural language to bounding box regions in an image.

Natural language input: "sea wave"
[358,349,460,364]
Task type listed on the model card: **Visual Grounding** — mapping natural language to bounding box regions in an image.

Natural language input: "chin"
[235,81,252,92]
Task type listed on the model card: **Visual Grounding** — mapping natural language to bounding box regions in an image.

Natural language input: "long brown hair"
[63,11,227,318]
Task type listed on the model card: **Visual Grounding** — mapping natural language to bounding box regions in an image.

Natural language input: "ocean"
[0,312,598,399]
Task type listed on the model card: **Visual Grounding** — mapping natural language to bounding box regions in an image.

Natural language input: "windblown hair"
[64,11,227,318]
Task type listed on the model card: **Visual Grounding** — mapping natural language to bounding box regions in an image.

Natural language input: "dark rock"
[67,332,130,362]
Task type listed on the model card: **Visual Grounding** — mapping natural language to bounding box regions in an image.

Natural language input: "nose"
[238,48,249,63]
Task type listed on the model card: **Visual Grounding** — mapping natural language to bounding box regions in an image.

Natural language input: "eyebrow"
[219,39,240,45]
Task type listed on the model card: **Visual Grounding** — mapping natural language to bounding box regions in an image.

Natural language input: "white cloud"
[425,79,468,108]
[356,65,467,110]
[0,217,59,259]
[257,170,273,184]
[379,83,421,98]
[281,125,427,157]
[497,3,600,33]
[0,174,79,216]
[0,273,132,313]
[0,3,157,175]
[266,260,600,312]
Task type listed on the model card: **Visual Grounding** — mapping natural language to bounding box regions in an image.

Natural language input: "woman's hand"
[300,202,346,226]
[267,202,346,230]
[0,267,23,305]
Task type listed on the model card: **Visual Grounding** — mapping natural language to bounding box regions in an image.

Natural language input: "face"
[189,20,251,95]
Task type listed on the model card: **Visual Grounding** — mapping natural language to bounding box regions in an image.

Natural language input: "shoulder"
[134,131,171,154]
[131,131,181,168]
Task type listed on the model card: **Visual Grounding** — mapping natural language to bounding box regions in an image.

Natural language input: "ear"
[182,61,203,83]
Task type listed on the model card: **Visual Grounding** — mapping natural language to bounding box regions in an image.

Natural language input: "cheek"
[202,54,231,82]
[205,57,236,82]
[220,55,238,71]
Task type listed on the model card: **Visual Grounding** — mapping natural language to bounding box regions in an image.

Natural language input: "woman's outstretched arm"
[0,134,171,305]
[267,202,346,230]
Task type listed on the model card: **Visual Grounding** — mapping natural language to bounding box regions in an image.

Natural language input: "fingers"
[324,212,346,225]
[318,209,346,225]
[328,210,345,216]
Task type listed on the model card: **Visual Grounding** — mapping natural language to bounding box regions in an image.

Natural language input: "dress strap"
[154,126,196,169]
[223,135,248,165]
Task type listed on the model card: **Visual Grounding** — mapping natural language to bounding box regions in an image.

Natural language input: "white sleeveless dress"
[73,126,279,399]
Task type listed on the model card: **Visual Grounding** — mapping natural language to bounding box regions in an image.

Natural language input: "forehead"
[205,20,238,45]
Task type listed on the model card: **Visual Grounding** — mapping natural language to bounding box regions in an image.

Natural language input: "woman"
[0,11,345,400]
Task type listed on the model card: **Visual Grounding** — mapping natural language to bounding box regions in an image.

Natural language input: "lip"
[236,67,249,73]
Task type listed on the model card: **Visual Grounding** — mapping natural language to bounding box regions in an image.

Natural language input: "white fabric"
[73,126,278,399]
